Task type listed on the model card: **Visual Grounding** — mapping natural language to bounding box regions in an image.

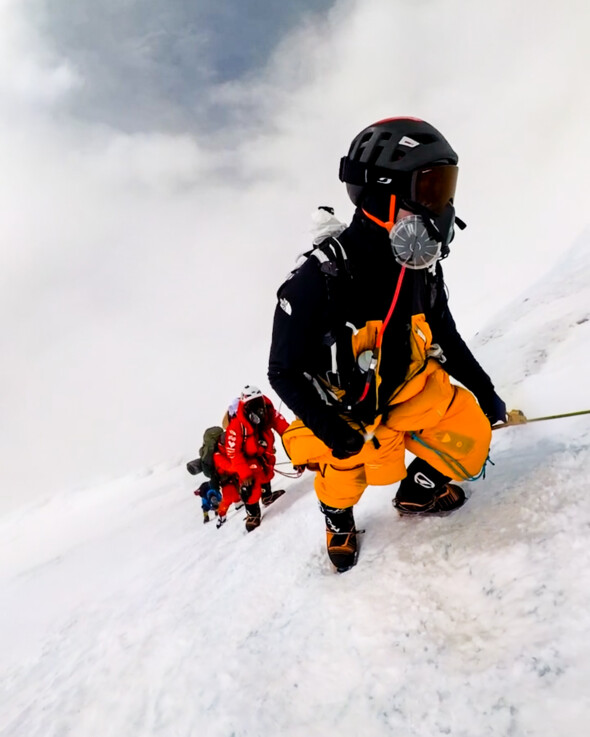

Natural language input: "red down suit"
[214,396,289,516]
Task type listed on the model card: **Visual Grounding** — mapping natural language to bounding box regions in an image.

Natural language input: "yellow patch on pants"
[282,361,492,509]
[403,386,491,482]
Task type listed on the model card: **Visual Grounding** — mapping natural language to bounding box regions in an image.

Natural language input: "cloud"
[22,0,334,132]
[0,0,80,107]
[1,0,589,510]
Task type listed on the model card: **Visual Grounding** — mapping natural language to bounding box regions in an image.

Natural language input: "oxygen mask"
[390,203,465,269]
[245,397,266,425]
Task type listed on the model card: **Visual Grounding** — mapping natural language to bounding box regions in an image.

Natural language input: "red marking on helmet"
[370,116,424,126]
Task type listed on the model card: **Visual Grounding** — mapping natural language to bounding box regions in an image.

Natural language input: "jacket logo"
[279,297,292,315]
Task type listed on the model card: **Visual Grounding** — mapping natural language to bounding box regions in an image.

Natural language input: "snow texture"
[1,235,590,737]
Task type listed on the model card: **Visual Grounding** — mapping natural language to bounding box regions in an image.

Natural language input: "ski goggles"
[409,165,458,215]
[339,159,458,215]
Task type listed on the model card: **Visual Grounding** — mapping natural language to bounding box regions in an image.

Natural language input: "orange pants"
[282,361,491,509]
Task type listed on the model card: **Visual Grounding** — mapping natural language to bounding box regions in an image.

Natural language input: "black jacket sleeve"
[428,269,498,405]
[268,260,363,451]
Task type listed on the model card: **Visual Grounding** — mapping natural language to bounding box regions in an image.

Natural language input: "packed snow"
[2,0,590,733]
[1,233,589,737]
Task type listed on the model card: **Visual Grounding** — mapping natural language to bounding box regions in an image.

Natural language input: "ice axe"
[493,408,590,430]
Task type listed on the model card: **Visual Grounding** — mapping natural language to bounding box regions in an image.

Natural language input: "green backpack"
[198,426,224,488]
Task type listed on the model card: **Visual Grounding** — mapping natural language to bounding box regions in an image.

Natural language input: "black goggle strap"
[342,158,461,220]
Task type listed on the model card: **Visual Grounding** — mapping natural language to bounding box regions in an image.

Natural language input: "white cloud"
[0,0,81,105]
[88,132,208,191]
[1,0,589,510]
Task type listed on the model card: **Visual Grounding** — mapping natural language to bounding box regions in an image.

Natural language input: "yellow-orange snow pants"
[281,360,492,509]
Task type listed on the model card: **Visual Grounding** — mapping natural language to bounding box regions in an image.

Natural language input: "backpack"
[199,426,224,479]
[186,426,224,490]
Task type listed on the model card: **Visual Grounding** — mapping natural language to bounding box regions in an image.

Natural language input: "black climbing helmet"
[339,117,459,215]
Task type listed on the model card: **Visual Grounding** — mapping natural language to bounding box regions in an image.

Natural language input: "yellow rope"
[493,408,590,431]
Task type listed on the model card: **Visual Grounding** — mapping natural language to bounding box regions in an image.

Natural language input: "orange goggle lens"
[411,165,458,215]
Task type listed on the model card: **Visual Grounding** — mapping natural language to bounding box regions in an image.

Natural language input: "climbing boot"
[261,485,286,507]
[245,502,262,532]
[394,458,465,515]
[320,502,358,572]
[395,482,465,515]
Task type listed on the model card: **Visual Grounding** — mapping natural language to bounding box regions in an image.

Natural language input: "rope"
[274,467,304,479]
[493,408,590,431]
[273,409,589,480]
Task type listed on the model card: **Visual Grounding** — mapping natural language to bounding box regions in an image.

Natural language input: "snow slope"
[1,235,590,736]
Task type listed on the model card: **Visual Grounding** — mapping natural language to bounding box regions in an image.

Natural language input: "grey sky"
[1,0,589,511]
[31,0,334,132]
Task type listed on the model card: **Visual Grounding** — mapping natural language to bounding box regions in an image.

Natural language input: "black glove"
[326,419,365,460]
[478,391,507,425]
